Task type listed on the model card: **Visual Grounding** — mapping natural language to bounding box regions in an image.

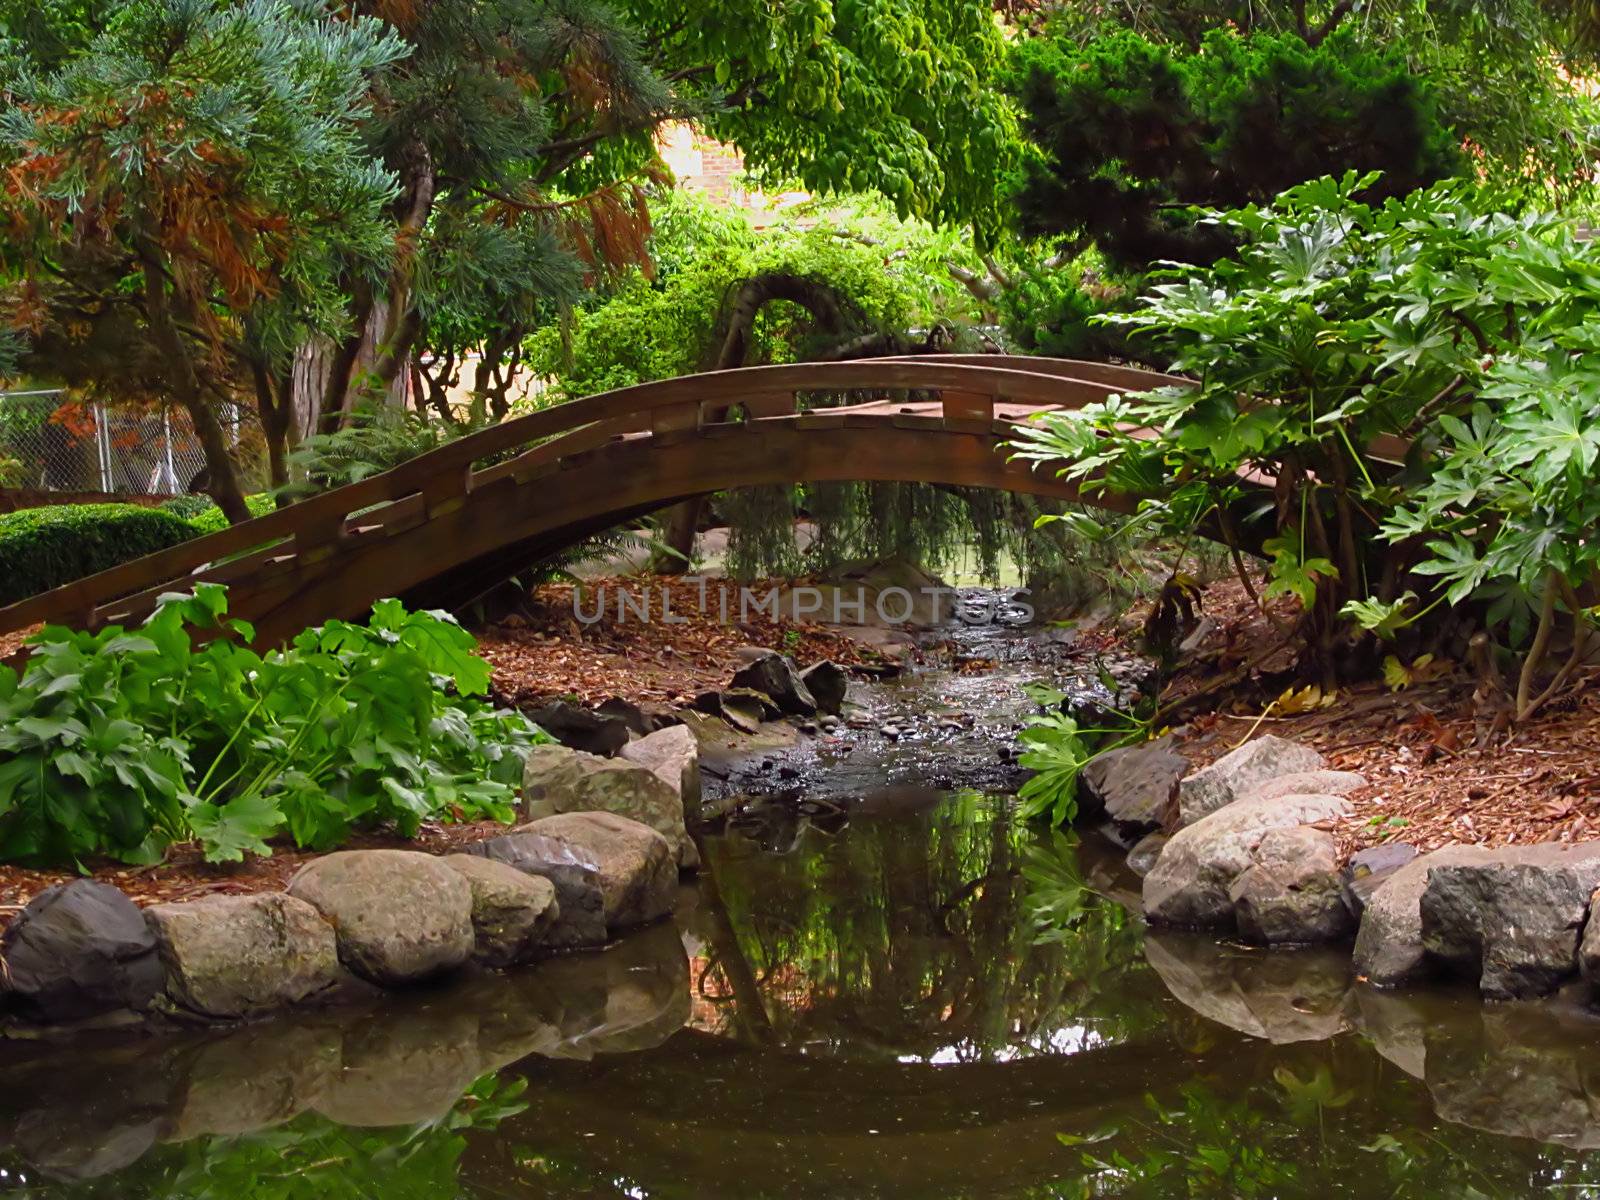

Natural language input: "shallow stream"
[6,637,1600,1197]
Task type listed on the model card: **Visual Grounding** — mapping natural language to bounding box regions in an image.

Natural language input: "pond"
[6,786,1600,1198]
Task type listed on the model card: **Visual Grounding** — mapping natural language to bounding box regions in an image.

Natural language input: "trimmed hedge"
[186,493,275,534]
[0,504,199,605]
[0,495,277,605]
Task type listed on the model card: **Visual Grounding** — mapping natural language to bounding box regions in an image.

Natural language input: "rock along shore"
[1096,731,1600,1002]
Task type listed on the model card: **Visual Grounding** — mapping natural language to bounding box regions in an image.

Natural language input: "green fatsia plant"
[1008,173,1600,718]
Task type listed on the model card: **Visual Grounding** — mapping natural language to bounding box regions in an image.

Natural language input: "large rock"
[523,741,693,869]
[145,893,339,1019]
[596,696,679,737]
[1144,933,1354,1043]
[463,832,607,948]
[441,854,559,967]
[619,724,703,821]
[1227,825,1353,944]
[798,660,849,715]
[1420,843,1600,999]
[690,689,769,734]
[1176,735,1325,826]
[518,811,677,930]
[1142,793,1351,929]
[0,880,164,1022]
[1353,845,1492,987]
[1079,735,1188,836]
[287,851,474,987]
[527,699,631,756]
[729,650,816,715]
[1243,770,1367,805]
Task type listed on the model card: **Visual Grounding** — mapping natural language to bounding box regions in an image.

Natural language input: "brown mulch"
[0,624,36,667]
[479,576,873,708]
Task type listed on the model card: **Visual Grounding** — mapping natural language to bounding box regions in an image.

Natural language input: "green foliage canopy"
[525,192,990,398]
[1008,27,1461,270]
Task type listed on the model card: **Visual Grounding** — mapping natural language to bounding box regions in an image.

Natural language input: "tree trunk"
[294,297,409,438]
[139,248,251,525]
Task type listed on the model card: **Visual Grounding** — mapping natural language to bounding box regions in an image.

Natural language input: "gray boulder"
[145,893,339,1018]
[1176,735,1325,826]
[1420,842,1600,999]
[519,811,678,930]
[690,689,768,734]
[441,854,559,967]
[523,742,693,869]
[1243,770,1367,805]
[619,724,703,822]
[1227,826,1353,944]
[1126,831,1168,877]
[595,696,679,737]
[527,699,631,756]
[287,850,474,986]
[0,880,164,1022]
[799,660,849,715]
[464,832,607,948]
[1142,793,1351,929]
[1353,845,1492,987]
[730,650,816,715]
[1080,735,1188,836]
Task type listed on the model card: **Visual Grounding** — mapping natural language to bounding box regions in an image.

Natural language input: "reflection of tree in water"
[694,791,1164,1061]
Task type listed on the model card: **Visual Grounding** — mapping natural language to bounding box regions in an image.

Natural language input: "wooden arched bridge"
[0,355,1196,645]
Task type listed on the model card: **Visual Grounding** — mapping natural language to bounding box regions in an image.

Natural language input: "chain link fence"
[0,391,260,496]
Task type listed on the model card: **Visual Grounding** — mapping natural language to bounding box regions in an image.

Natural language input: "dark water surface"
[6,790,1600,1198]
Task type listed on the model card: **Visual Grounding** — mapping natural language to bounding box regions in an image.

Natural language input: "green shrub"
[0,496,280,605]
[0,584,547,866]
[0,503,200,605]
[185,492,275,533]
[158,494,218,520]
[1009,174,1600,721]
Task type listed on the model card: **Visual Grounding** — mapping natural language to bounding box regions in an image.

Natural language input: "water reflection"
[681,791,1166,1063]
[7,792,1600,1197]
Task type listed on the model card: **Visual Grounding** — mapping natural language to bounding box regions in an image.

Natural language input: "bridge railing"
[0,357,1183,636]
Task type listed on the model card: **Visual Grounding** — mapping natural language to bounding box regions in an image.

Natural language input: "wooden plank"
[940,390,995,423]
